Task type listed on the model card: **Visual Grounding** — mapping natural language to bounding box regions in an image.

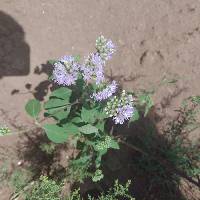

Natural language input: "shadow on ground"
[15,86,200,200]
[10,62,54,100]
[32,63,53,100]
[78,107,199,200]
[0,11,30,78]
[100,117,186,200]
[16,129,68,181]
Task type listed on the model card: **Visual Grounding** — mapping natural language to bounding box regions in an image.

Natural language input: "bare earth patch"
[0,0,200,199]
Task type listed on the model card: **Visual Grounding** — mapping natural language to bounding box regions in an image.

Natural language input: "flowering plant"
[25,36,153,182]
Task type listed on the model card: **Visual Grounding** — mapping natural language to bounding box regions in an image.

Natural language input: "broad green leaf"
[44,99,69,110]
[43,124,68,143]
[99,111,108,120]
[62,123,79,135]
[46,105,71,120]
[71,117,83,124]
[43,123,78,143]
[110,139,120,150]
[95,121,105,132]
[81,107,98,124]
[50,87,72,100]
[52,111,69,121]
[25,99,41,118]
[71,155,91,165]
[79,124,98,135]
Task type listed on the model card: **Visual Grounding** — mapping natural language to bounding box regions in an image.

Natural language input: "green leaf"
[79,124,98,135]
[44,99,69,110]
[191,96,200,104]
[53,111,69,121]
[71,117,83,124]
[25,99,41,118]
[91,82,99,91]
[71,155,91,165]
[128,109,139,126]
[98,111,108,120]
[92,169,104,182]
[138,94,153,116]
[48,75,53,80]
[62,123,80,135]
[110,139,120,150]
[43,124,68,143]
[43,123,78,143]
[95,150,107,168]
[50,87,72,100]
[95,136,119,152]
[48,59,57,65]
[74,55,81,62]
[46,105,71,120]
[81,107,98,124]
[95,121,105,132]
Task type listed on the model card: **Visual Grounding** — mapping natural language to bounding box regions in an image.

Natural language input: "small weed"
[0,162,10,187]
[25,176,63,200]
[10,168,33,193]
[39,142,56,155]
[0,125,11,136]
[67,180,134,200]
[25,176,134,200]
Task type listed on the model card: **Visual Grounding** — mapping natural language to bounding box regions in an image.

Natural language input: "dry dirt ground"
[0,0,200,199]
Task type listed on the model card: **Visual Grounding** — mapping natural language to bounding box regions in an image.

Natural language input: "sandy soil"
[0,0,200,132]
[0,0,200,199]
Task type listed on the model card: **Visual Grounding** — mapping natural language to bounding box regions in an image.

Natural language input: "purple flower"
[106,40,115,49]
[90,53,104,66]
[113,105,134,124]
[92,81,117,101]
[60,55,80,71]
[81,53,105,84]
[94,64,104,84]
[105,40,116,60]
[96,36,116,60]
[52,62,77,86]
[60,55,74,63]
[80,64,93,82]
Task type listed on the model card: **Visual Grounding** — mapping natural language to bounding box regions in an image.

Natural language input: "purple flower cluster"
[51,36,136,124]
[96,35,116,61]
[60,55,74,63]
[52,56,79,86]
[113,105,134,124]
[81,53,105,84]
[92,81,117,101]
[53,36,116,87]
[53,62,77,86]
[104,39,116,60]
[60,55,80,72]
[104,91,135,124]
